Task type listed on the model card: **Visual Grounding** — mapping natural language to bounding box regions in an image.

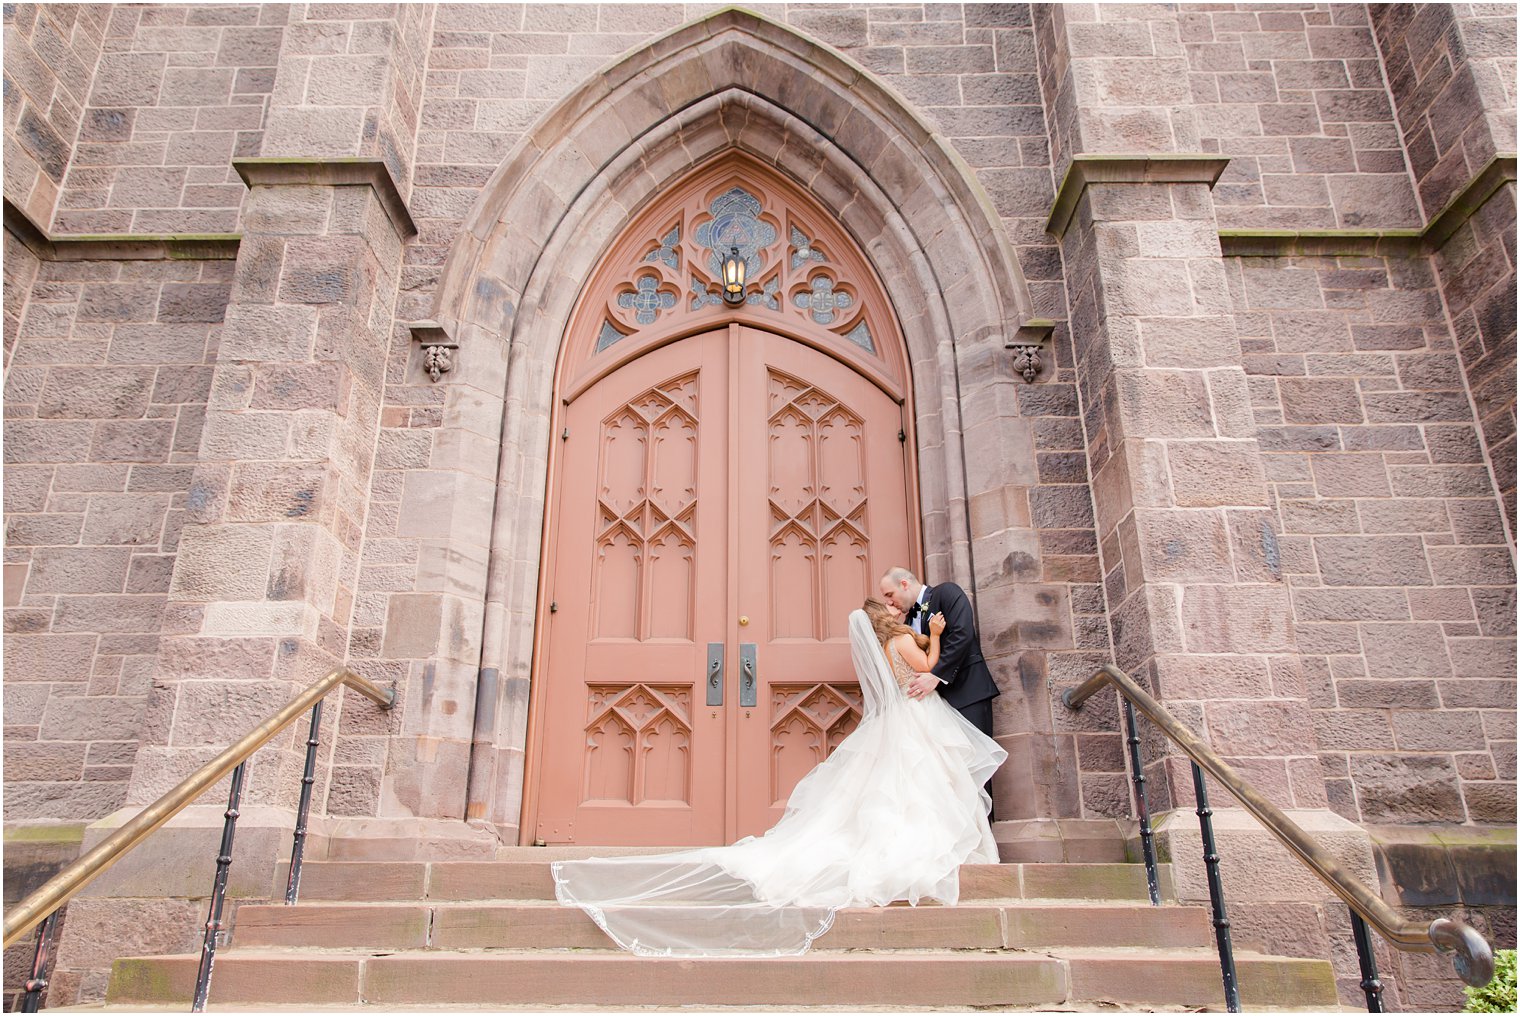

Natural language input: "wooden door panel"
[538,332,728,846]
[582,682,693,803]
[768,682,864,808]
[734,327,912,836]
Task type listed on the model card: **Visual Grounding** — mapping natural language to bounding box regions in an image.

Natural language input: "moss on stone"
[1372,824,1520,848]
[4,823,86,844]
[1436,826,1519,848]
[107,957,184,1004]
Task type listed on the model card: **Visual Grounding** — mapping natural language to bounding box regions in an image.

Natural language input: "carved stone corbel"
[1005,319,1055,383]
[410,321,457,383]
[1009,344,1042,384]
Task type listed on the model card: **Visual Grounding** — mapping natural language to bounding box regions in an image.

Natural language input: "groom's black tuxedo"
[914,582,999,715]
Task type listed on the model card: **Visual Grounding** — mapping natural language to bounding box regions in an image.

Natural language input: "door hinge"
[549,601,558,613]
[898,429,906,443]
[562,427,569,440]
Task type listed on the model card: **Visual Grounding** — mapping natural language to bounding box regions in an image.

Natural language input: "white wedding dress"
[551,609,1006,957]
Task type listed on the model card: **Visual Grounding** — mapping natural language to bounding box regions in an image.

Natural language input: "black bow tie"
[906,602,924,620]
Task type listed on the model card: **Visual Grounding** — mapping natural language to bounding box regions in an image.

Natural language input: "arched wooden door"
[527,157,920,846]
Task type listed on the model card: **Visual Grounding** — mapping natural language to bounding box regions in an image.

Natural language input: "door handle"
[707,643,724,706]
[739,643,757,708]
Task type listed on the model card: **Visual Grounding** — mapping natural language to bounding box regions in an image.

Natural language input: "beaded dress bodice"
[886,641,917,693]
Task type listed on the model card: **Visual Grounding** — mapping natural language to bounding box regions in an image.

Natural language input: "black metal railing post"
[17,910,59,1013]
[1122,698,1162,907]
[1192,762,1240,1013]
[1351,907,1386,1012]
[192,760,246,1012]
[284,701,324,905]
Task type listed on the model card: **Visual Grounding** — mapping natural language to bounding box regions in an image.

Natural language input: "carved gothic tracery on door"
[767,369,869,644]
[593,373,700,642]
[567,157,908,402]
[770,682,862,806]
[585,683,693,805]
[594,184,879,354]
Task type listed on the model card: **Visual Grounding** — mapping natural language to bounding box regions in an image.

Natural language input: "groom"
[878,567,999,738]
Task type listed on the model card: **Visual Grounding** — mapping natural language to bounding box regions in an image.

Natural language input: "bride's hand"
[928,612,946,636]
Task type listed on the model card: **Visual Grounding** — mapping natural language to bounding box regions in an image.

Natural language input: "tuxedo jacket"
[922,581,1000,710]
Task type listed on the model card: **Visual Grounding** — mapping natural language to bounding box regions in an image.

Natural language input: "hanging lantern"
[721,246,746,304]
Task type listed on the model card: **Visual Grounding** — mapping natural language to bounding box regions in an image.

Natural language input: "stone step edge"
[50,1003,1368,1009]
[245,898,1200,909]
[145,946,1308,960]
[56,1003,1368,1009]
[231,899,1213,953]
[62,1003,1368,1009]
[107,950,1338,1009]
[277,861,1177,902]
[283,860,1173,871]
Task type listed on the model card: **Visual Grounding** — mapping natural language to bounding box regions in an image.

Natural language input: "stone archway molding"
[412,7,1042,835]
[432,6,1037,346]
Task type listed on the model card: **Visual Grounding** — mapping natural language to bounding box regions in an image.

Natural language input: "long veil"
[550,609,1005,957]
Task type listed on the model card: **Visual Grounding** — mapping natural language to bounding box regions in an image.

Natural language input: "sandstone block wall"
[1370,3,1517,539]
[126,0,432,810]
[47,3,285,234]
[1036,1,1514,827]
[1039,3,1323,817]
[3,4,108,228]
[1183,3,1422,228]
[1233,250,1516,825]
[1371,3,1515,217]
[4,235,229,820]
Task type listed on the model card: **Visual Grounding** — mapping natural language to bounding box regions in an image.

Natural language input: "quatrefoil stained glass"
[618,274,677,325]
[794,275,852,325]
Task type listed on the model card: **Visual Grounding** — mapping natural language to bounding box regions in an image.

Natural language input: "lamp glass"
[722,247,745,302]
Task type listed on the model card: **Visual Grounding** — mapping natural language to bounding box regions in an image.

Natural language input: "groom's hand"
[906,673,940,700]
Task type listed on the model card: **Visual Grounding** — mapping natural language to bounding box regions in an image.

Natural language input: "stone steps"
[98,860,1341,1011]
[232,899,1211,951]
[108,948,1339,1009]
[276,860,1179,903]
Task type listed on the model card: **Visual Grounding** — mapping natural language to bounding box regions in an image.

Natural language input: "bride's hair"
[862,598,929,651]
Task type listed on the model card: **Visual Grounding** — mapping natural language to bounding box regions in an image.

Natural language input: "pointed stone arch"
[417,8,1040,835]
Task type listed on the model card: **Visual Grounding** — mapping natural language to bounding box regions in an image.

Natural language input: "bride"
[551,599,1007,957]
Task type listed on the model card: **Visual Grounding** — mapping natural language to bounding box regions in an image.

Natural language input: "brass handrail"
[1065,664,1494,989]
[3,668,394,949]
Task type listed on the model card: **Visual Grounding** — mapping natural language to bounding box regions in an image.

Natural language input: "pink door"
[536,330,730,845]
[732,326,911,837]
[535,325,912,845]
